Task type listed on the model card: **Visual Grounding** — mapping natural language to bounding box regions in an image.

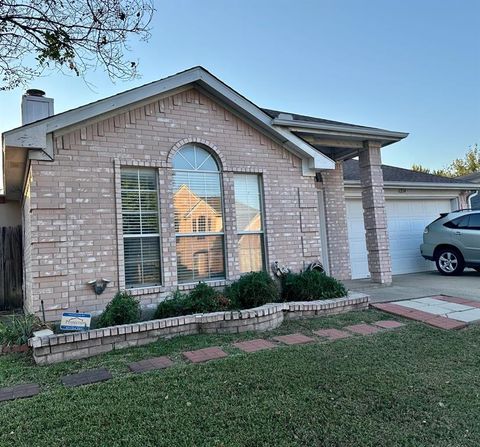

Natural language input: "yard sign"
[60,312,92,331]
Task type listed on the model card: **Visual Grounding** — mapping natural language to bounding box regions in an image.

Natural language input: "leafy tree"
[411,163,450,177]
[0,0,154,90]
[411,144,479,178]
[448,144,480,177]
[412,163,433,174]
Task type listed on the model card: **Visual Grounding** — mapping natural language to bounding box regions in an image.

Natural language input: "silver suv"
[421,210,480,276]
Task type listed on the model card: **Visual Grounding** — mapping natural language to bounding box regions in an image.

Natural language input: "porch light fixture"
[87,278,111,295]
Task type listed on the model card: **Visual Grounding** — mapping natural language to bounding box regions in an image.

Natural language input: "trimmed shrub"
[154,289,188,319]
[187,282,230,313]
[154,283,232,319]
[96,291,141,328]
[225,271,280,308]
[0,314,45,347]
[281,270,347,301]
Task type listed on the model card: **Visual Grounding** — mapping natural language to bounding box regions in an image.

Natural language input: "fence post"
[0,226,23,311]
[0,227,4,309]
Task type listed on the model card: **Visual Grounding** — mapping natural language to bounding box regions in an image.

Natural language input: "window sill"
[127,285,165,296]
[177,279,228,291]
[126,279,229,295]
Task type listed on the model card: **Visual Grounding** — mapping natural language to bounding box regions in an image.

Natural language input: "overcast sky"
[1,0,479,170]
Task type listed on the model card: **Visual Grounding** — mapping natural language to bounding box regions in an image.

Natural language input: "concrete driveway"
[344,270,480,303]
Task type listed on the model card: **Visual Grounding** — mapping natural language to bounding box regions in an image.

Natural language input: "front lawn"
[1,309,480,446]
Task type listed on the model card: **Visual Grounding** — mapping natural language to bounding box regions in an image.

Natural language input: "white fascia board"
[345,188,464,201]
[344,180,476,190]
[4,123,53,161]
[5,123,47,150]
[273,118,409,141]
[194,71,335,172]
[3,67,335,174]
[272,126,335,172]
[16,69,203,135]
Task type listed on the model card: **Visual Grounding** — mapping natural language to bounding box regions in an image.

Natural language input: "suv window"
[467,213,480,229]
[444,215,470,229]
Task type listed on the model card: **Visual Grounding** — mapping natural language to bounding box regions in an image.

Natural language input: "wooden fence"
[0,226,23,311]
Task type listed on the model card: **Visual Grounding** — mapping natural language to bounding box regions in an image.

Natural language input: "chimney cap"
[25,89,45,97]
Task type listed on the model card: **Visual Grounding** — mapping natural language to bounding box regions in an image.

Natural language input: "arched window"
[172,144,225,283]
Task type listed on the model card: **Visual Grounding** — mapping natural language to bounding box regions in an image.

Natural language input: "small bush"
[154,283,232,319]
[0,314,45,346]
[187,282,229,313]
[282,270,347,302]
[154,289,189,319]
[96,291,141,328]
[225,271,280,308]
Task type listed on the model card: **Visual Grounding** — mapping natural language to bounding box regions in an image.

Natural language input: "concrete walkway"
[344,270,480,303]
[372,295,480,330]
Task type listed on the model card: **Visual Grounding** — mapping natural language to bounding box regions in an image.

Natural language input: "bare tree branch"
[0,0,154,90]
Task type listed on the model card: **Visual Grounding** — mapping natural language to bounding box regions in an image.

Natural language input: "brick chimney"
[21,89,54,125]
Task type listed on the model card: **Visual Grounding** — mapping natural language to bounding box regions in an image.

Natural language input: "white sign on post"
[60,312,92,331]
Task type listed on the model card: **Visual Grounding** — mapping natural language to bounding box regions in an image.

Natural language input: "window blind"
[121,168,161,288]
[234,174,265,273]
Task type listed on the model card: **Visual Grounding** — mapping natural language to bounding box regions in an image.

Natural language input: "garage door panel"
[347,198,452,279]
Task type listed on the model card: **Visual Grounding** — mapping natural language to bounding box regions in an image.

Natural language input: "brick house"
[2,67,412,321]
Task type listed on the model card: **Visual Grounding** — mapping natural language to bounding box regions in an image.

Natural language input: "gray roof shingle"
[343,159,471,184]
[457,172,480,183]
[261,108,387,132]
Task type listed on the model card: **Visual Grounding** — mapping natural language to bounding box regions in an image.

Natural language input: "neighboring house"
[342,160,474,279]
[174,183,225,282]
[457,172,480,209]
[1,66,466,321]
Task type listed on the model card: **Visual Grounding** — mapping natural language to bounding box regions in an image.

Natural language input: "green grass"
[1,309,480,446]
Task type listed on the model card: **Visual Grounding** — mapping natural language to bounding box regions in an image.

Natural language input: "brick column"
[222,171,241,280]
[358,141,392,284]
[320,161,351,280]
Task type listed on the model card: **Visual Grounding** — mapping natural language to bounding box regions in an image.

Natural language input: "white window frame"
[173,145,227,284]
[121,167,162,289]
[234,173,267,273]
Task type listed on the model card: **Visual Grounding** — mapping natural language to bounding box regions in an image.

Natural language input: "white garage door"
[346,198,453,279]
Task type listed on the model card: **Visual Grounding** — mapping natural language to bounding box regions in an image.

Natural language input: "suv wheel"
[435,248,465,276]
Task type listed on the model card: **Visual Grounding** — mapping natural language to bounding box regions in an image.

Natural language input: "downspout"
[467,190,479,209]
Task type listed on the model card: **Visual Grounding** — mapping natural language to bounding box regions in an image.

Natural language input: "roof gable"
[3,66,335,174]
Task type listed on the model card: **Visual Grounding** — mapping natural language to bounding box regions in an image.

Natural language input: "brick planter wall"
[29,292,369,364]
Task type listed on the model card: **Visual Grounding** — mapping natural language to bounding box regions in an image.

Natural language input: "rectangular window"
[121,168,161,288]
[173,169,225,283]
[234,174,265,273]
